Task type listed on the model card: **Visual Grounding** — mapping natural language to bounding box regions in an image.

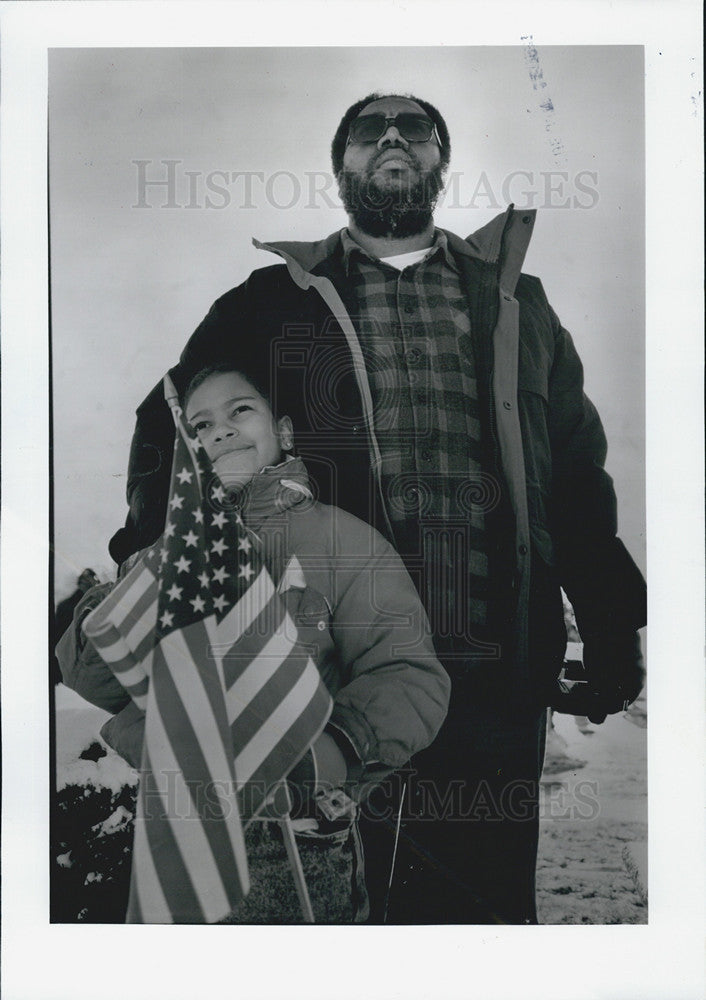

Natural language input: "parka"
[58,458,451,794]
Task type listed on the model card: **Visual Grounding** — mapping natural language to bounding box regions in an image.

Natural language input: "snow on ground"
[536,703,648,924]
[54,684,648,923]
[55,684,137,793]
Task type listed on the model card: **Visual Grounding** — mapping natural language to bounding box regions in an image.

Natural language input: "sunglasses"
[347,113,441,146]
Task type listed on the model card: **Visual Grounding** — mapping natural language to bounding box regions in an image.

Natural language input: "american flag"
[83,376,332,923]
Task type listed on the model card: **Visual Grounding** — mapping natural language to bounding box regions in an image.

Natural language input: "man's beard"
[338,156,445,238]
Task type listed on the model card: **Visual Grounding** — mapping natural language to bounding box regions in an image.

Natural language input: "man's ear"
[278,416,294,451]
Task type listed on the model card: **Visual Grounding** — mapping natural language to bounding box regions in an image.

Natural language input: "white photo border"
[1,3,703,999]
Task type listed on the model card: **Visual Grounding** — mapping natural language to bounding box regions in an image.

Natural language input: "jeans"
[221,817,369,924]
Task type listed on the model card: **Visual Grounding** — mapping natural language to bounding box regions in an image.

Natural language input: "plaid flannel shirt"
[340,228,488,630]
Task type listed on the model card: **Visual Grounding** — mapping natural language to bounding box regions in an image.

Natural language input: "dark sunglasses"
[347,112,441,146]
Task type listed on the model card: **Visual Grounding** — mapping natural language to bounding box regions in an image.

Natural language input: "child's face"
[185,372,293,487]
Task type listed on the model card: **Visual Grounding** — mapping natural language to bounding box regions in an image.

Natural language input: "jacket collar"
[231,456,313,533]
[253,205,536,296]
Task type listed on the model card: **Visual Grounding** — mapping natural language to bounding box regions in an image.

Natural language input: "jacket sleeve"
[55,583,132,714]
[545,298,646,638]
[325,517,451,772]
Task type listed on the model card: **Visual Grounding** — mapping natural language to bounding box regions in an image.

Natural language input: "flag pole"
[279,813,315,923]
[383,778,407,923]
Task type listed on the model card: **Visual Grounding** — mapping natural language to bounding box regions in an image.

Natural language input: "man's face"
[338,96,445,238]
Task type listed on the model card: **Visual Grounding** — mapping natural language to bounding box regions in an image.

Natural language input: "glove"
[581,631,645,724]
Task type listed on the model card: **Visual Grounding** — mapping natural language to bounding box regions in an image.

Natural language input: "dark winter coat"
[109,209,646,698]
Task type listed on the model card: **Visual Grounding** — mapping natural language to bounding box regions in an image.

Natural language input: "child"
[57,362,450,923]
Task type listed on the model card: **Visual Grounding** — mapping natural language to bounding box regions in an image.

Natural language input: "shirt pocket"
[280,586,335,666]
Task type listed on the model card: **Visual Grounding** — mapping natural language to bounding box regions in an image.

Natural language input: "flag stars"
[192,507,204,524]
[166,584,183,602]
[211,511,228,529]
[211,485,226,504]
[197,571,210,589]
[213,594,228,613]
[211,537,227,557]
[176,467,193,485]
[182,530,199,548]
[212,566,227,584]
[165,522,176,538]
[159,547,169,564]
[170,494,185,511]
[174,556,192,574]
[238,536,252,554]
[189,595,207,614]
[238,562,255,582]
[160,610,174,629]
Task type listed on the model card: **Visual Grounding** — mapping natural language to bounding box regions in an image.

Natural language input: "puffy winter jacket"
[57,458,451,794]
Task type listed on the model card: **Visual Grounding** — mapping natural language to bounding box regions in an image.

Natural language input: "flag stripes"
[83,375,333,923]
[127,789,172,924]
[234,648,322,784]
[142,664,248,922]
[243,677,333,813]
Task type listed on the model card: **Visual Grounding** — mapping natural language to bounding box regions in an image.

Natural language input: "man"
[109,93,646,923]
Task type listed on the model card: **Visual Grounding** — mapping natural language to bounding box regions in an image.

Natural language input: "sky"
[49,45,645,595]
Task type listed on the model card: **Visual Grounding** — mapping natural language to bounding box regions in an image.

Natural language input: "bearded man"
[108,93,646,924]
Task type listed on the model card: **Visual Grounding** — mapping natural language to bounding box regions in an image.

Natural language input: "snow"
[55,684,137,793]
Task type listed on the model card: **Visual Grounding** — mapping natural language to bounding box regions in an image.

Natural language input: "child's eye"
[231,405,252,416]
[192,420,210,433]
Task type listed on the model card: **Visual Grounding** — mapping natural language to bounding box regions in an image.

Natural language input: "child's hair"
[182,362,274,415]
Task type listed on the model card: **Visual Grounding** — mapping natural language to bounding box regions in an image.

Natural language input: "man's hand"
[581,631,645,724]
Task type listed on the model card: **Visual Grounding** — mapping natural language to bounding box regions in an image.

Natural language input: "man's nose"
[377,124,409,149]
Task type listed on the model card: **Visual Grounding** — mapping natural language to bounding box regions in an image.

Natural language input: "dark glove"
[581,631,645,724]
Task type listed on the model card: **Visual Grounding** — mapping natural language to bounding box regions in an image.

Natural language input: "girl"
[57,362,450,922]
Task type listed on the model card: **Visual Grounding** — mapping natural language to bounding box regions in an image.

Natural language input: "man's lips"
[374,150,414,169]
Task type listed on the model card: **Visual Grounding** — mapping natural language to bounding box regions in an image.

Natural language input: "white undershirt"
[379,247,433,270]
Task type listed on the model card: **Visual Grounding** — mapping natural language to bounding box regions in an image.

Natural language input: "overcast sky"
[49,45,645,595]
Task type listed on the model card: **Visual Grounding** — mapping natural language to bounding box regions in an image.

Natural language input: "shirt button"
[522,215,532,224]
[503,295,512,302]
[503,400,512,410]
[406,348,422,364]
[519,544,528,556]
[421,450,433,462]
[317,621,326,631]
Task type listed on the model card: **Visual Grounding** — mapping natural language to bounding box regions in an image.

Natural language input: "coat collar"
[253,205,536,296]
[231,456,313,533]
